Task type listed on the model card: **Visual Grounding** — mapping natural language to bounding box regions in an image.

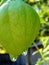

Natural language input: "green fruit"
[0,0,40,58]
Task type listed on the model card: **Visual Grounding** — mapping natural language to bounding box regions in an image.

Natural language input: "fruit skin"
[0,0,40,58]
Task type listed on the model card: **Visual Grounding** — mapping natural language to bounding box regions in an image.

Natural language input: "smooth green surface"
[0,0,40,58]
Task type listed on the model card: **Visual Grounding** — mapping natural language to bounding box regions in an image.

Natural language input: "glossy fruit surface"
[0,0,40,58]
